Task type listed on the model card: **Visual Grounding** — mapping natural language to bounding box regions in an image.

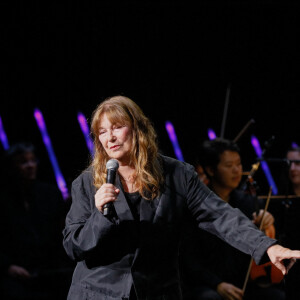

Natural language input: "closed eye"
[113,124,125,129]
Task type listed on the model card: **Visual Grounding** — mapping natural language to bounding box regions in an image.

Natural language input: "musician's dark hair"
[200,138,240,171]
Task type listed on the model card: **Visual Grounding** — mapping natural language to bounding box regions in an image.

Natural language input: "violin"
[242,165,284,291]
[250,223,284,286]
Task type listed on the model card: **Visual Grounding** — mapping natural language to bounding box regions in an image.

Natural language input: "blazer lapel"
[139,195,160,222]
[132,194,161,269]
[113,174,135,221]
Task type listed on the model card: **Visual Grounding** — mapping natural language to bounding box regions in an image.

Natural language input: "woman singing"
[63,95,300,300]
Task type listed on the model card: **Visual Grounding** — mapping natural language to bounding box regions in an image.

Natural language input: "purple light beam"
[34,108,69,200]
[77,112,94,156]
[251,135,278,195]
[165,121,184,161]
[208,128,217,140]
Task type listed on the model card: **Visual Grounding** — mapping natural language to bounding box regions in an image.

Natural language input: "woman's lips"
[110,145,120,150]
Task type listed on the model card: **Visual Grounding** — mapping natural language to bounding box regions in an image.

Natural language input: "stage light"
[291,142,299,149]
[251,135,278,195]
[165,121,184,161]
[34,108,69,200]
[0,115,9,150]
[77,112,94,156]
[208,128,217,140]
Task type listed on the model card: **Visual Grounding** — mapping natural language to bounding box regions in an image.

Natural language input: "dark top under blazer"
[63,155,276,300]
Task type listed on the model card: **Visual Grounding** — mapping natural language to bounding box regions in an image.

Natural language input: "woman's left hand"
[267,244,300,275]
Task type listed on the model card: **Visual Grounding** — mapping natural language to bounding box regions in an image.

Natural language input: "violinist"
[180,138,286,300]
[268,146,300,300]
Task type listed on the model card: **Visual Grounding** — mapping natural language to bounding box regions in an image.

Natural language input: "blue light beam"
[0,115,9,150]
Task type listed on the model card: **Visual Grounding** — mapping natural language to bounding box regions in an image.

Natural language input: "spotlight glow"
[251,135,278,195]
[0,115,9,150]
[34,108,69,200]
[208,128,217,140]
[165,121,184,161]
[77,112,94,156]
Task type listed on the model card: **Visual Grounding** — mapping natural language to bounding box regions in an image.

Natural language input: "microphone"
[103,159,119,216]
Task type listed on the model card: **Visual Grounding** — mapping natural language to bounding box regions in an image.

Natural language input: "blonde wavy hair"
[90,95,163,199]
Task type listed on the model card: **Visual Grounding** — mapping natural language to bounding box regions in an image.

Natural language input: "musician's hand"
[217,282,244,300]
[8,265,31,279]
[267,244,300,275]
[252,209,274,231]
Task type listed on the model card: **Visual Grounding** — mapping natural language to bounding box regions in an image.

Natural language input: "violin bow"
[233,119,255,143]
[220,84,231,139]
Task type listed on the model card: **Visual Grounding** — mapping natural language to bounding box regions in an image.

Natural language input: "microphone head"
[106,159,119,170]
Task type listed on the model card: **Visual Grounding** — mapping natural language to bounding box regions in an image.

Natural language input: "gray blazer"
[63,155,276,300]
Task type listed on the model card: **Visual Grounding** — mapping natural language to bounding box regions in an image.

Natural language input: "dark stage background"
[1,1,300,195]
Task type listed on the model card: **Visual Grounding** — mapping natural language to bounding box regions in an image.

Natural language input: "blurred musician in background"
[180,138,286,300]
[0,142,73,300]
[269,146,300,300]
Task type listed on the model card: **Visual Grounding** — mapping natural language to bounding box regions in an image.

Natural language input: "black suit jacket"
[180,190,264,292]
[63,155,276,300]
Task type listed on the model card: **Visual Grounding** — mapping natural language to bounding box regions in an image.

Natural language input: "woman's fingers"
[95,184,119,212]
[267,245,300,275]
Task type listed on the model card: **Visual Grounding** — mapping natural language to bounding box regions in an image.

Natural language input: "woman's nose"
[108,130,115,141]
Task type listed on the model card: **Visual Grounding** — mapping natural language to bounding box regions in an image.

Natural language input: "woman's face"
[98,113,133,165]
[287,150,300,186]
